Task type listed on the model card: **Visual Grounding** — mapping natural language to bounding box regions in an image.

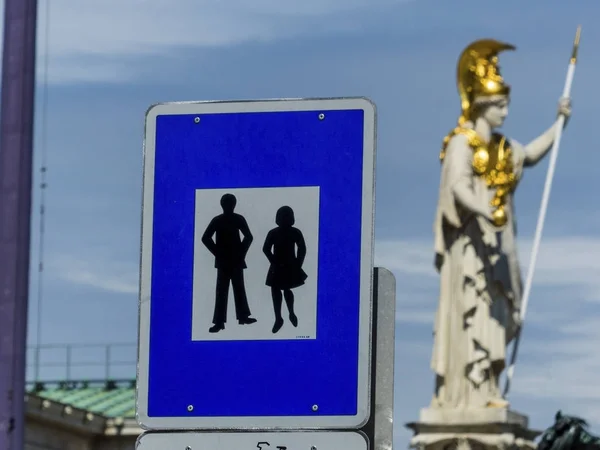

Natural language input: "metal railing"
[26,343,137,382]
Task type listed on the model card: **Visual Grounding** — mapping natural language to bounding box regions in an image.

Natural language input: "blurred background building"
[25,343,139,450]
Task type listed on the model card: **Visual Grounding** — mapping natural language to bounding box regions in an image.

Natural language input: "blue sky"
[9,0,600,445]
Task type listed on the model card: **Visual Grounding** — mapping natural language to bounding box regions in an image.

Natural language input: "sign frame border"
[136,97,377,430]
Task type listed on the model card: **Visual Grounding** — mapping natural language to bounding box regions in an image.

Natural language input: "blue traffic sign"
[137,98,376,430]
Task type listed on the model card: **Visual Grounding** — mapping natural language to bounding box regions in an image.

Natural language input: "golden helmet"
[456,39,515,125]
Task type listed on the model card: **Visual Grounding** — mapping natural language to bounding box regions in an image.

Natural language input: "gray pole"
[0,0,38,448]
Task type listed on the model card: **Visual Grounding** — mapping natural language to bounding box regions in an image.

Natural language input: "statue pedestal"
[406,408,541,450]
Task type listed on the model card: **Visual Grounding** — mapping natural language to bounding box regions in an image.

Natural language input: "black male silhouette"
[262,206,307,334]
[202,193,257,333]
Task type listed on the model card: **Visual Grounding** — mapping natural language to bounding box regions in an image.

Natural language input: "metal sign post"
[0,0,38,448]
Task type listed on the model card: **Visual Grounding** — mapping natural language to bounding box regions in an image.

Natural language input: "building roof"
[28,380,136,419]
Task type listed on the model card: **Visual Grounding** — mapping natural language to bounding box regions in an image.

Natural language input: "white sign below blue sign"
[137,430,369,450]
[137,98,376,430]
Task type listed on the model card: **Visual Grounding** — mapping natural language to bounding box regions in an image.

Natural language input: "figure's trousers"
[212,268,251,324]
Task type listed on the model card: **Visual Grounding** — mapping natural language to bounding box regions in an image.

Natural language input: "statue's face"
[480,96,509,128]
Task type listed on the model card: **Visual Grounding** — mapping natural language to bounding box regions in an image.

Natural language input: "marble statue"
[431,39,572,410]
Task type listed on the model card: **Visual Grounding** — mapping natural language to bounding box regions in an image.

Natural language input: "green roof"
[27,380,136,418]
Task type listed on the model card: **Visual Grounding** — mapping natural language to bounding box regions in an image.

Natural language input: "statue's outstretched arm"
[523,97,572,166]
[523,122,559,166]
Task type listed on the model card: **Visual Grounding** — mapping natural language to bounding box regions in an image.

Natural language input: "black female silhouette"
[262,206,307,334]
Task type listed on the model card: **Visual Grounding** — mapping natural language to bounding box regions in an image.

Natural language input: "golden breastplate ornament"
[441,128,517,227]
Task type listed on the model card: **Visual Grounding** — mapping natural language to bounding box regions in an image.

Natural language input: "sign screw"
[311,404,318,411]
[194,117,200,123]
[311,447,317,450]
[318,113,325,120]
[186,447,192,450]
[187,404,194,412]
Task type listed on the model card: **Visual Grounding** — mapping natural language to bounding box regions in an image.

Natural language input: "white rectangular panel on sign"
[137,97,376,429]
[136,431,368,450]
[192,186,320,341]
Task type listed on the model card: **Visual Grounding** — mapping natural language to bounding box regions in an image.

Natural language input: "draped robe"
[431,133,526,408]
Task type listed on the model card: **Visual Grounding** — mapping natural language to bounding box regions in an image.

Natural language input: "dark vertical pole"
[0,0,38,448]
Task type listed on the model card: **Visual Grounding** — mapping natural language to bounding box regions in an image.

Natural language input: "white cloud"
[50,255,138,294]
[376,240,436,279]
[519,238,600,302]
[512,315,600,410]
[13,0,414,83]
[395,308,433,324]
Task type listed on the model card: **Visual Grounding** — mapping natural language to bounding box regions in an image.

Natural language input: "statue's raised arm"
[522,97,572,166]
